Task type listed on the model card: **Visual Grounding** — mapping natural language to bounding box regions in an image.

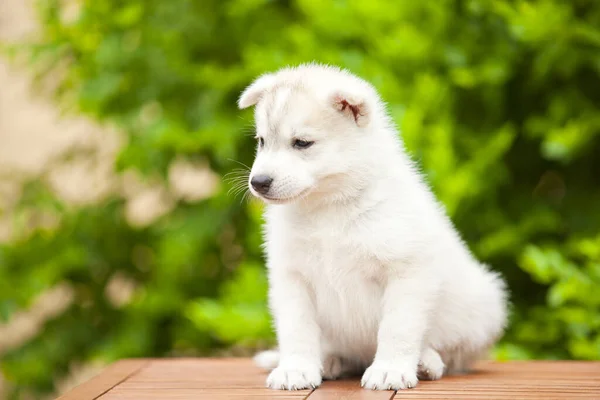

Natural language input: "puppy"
[238,64,508,391]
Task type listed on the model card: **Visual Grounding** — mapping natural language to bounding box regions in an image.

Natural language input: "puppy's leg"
[322,354,362,380]
[321,355,344,380]
[361,268,438,390]
[444,346,487,375]
[266,269,322,390]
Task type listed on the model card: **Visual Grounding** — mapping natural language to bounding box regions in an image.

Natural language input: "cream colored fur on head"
[239,64,508,391]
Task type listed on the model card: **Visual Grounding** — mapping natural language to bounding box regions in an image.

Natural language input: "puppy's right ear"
[238,74,276,109]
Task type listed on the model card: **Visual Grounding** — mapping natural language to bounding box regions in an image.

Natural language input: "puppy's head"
[239,64,380,205]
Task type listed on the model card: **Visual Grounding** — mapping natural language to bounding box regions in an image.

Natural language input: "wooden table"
[57,358,600,399]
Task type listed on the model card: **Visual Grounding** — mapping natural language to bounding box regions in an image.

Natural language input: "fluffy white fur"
[238,64,508,391]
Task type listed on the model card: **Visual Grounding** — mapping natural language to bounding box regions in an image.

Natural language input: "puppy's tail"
[253,350,279,370]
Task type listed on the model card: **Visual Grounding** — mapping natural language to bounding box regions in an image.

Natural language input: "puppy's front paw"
[266,362,322,390]
[361,361,418,390]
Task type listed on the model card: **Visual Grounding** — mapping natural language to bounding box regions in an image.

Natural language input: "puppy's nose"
[251,175,273,194]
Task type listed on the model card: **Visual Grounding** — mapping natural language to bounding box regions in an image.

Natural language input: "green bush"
[1,0,599,397]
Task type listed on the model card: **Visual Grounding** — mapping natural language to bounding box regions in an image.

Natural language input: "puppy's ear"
[330,91,369,127]
[238,74,276,109]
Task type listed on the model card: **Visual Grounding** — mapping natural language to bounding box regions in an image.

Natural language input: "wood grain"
[307,380,395,400]
[101,358,309,399]
[57,359,149,400]
[393,361,600,399]
[55,359,600,400]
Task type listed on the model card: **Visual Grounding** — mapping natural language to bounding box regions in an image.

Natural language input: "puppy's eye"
[293,139,314,149]
[257,137,265,148]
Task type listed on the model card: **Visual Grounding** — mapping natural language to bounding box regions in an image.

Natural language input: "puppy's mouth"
[253,188,311,204]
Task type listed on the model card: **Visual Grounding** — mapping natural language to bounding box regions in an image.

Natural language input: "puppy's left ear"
[238,74,276,109]
[330,92,370,127]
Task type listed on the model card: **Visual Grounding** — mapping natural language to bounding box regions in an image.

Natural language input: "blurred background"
[0,0,599,398]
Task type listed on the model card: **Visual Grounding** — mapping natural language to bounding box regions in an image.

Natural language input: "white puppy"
[238,64,508,391]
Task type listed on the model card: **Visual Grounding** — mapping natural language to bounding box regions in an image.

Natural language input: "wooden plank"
[393,361,600,399]
[56,359,600,400]
[306,380,395,400]
[102,388,307,399]
[57,359,149,400]
[100,358,309,399]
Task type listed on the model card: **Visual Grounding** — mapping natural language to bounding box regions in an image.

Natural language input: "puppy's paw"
[253,350,280,370]
[361,361,418,390]
[418,348,445,381]
[266,361,322,390]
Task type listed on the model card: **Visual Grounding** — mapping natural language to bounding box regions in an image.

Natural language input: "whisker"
[241,189,254,204]
[223,170,250,182]
[225,180,249,189]
[225,182,248,191]
[225,172,248,179]
[237,120,257,137]
[228,180,249,195]
[224,179,247,187]
[227,158,251,171]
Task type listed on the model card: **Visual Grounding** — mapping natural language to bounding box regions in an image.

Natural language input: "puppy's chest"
[278,213,386,286]
[268,211,385,353]
[297,231,385,331]
[300,228,376,278]
[305,241,383,305]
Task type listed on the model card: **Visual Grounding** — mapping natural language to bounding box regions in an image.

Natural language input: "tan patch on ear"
[331,93,369,127]
[340,100,360,122]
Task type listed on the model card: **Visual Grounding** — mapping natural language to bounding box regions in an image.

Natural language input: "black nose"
[251,175,273,194]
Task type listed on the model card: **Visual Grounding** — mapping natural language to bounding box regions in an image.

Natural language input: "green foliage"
[186,263,273,346]
[1,0,599,396]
